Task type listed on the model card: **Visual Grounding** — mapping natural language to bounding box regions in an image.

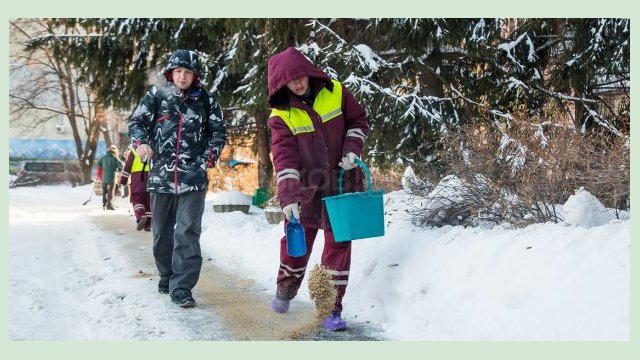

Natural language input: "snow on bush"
[562,187,629,228]
[401,166,431,194]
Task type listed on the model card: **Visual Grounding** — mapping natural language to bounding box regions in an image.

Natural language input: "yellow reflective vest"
[269,79,343,135]
[130,149,149,173]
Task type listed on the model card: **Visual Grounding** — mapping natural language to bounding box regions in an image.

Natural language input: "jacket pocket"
[300,185,317,204]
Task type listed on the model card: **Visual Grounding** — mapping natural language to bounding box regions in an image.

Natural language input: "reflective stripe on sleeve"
[346,128,366,141]
[276,168,300,184]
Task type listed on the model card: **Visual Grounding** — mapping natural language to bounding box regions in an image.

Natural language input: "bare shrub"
[575,134,630,213]
[369,165,404,193]
[207,162,258,194]
[415,118,629,227]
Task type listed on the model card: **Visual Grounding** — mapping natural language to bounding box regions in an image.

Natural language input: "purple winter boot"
[271,296,290,313]
[322,311,347,331]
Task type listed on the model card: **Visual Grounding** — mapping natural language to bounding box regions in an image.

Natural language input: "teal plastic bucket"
[322,159,385,242]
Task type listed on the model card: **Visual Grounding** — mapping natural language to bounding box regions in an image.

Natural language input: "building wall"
[9,109,127,159]
[9,19,129,160]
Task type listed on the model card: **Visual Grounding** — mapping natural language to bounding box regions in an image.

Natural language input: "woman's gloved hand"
[282,202,301,221]
[339,152,358,170]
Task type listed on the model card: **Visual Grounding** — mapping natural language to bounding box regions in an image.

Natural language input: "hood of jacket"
[163,49,202,88]
[267,47,332,109]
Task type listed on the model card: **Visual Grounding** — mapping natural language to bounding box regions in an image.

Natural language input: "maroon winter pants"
[130,191,151,227]
[275,224,351,314]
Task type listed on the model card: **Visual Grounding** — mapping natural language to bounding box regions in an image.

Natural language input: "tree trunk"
[254,108,273,189]
[79,104,105,184]
[101,121,113,147]
[81,165,93,185]
[574,100,585,130]
[422,44,445,98]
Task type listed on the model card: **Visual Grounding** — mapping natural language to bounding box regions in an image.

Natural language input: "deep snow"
[8,183,629,341]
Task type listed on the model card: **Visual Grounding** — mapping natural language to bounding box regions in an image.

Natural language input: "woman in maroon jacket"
[267,47,369,331]
[119,147,151,231]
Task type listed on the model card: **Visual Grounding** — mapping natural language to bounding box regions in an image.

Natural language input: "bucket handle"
[338,158,373,195]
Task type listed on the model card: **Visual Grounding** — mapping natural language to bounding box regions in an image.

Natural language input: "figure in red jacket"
[266,47,369,331]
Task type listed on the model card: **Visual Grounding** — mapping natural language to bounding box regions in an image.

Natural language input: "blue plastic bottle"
[286,216,306,257]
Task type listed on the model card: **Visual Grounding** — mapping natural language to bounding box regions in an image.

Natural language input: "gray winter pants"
[151,190,206,294]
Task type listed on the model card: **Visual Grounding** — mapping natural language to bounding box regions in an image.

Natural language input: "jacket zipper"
[304,99,332,229]
[175,111,184,194]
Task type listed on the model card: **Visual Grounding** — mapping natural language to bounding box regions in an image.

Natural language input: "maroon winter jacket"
[267,47,369,229]
[119,150,149,194]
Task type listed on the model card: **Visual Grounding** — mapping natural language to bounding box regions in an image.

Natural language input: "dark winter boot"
[136,216,147,231]
[144,216,152,232]
[171,288,196,308]
[158,278,169,294]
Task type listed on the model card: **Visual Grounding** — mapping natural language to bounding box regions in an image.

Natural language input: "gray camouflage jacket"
[128,83,227,194]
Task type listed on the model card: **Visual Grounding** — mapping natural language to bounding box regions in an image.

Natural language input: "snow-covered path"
[8,185,382,340]
[9,186,228,340]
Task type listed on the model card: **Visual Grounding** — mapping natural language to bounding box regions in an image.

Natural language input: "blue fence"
[9,139,107,160]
